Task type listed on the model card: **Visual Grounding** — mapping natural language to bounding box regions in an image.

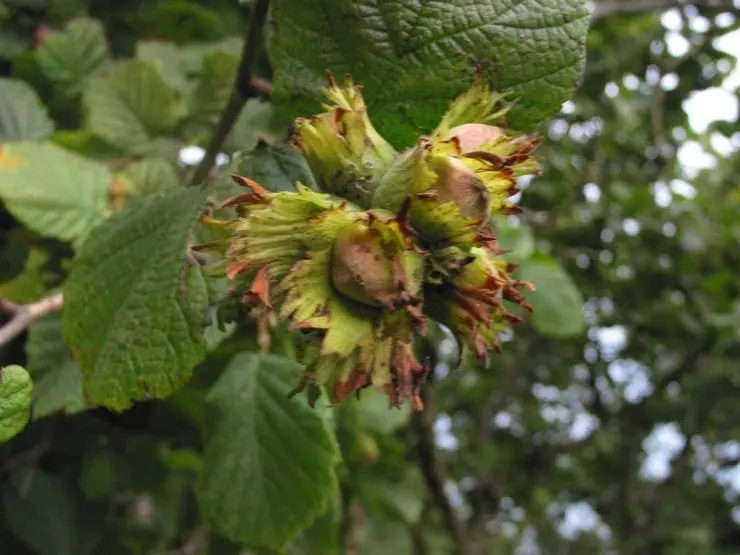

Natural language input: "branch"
[592,0,734,20]
[0,292,63,346]
[187,0,271,187]
[412,391,469,555]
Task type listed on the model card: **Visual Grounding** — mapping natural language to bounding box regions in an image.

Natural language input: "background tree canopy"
[0,1,739,554]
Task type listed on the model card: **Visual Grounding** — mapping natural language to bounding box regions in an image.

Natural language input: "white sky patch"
[622,218,640,236]
[683,88,739,133]
[641,422,687,482]
[558,502,611,541]
[652,181,673,207]
[670,178,697,199]
[681,28,740,137]
[677,141,717,179]
[661,9,683,31]
[434,414,459,451]
[608,359,654,403]
[711,131,735,154]
[179,145,205,165]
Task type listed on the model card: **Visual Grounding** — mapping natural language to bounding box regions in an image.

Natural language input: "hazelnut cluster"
[201,72,540,410]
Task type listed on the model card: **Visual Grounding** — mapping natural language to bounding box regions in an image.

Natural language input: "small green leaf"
[62,187,209,410]
[517,256,585,338]
[494,217,535,261]
[79,449,118,499]
[36,18,110,95]
[0,248,49,304]
[227,99,289,151]
[26,311,86,419]
[360,469,425,524]
[357,516,412,555]
[270,0,590,146]
[233,142,317,193]
[136,40,191,92]
[189,50,239,126]
[83,59,182,154]
[2,470,79,555]
[0,142,111,245]
[355,392,410,434]
[0,78,54,141]
[197,353,340,551]
[0,365,32,443]
[119,157,180,196]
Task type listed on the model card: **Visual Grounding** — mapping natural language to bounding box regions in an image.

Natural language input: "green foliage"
[0,141,111,245]
[270,0,590,146]
[2,2,737,555]
[26,311,85,419]
[36,18,111,96]
[2,470,82,555]
[83,59,181,154]
[518,255,586,338]
[198,353,340,550]
[62,188,208,410]
[0,78,54,141]
[232,142,317,192]
[0,365,32,442]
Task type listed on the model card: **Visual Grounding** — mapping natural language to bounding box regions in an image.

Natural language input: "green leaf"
[354,392,410,434]
[516,256,585,338]
[0,78,54,141]
[270,0,589,146]
[0,229,29,283]
[0,365,32,442]
[494,217,535,261]
[79,449,118,499]
[0,141,111,245]
[119,157,180,196]
[83,59,182,154]
[36,18,110,95]
[2,470,79,555]
[288,497,341,555]
[135,40,191,92]
[227,99,290,151]
[26,311,86,419]
[62,188,209,410]
[233,142,317,193]
[197,353,340,551]
[0,248,49,303]
[359,469,425,524]
[357,516,412,555]
[189,49,239,126]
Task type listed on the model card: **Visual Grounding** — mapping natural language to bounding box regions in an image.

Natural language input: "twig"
[0,292,63,346]
[592,0,734,20]
[187,0,271,187]
[412,391,469,555]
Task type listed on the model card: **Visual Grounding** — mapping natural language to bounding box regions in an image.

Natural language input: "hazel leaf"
[62,188,209,411]
[0,365,32,443]
[270,0,590,146]
[197,352,340,550]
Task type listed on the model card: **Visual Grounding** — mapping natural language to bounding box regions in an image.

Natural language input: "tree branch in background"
[591,0,734,21]
[187,0,271,187]
[0,292,63,346]
[412,390,470,555]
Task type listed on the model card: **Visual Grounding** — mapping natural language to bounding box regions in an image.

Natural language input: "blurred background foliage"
[0,0,739,554]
